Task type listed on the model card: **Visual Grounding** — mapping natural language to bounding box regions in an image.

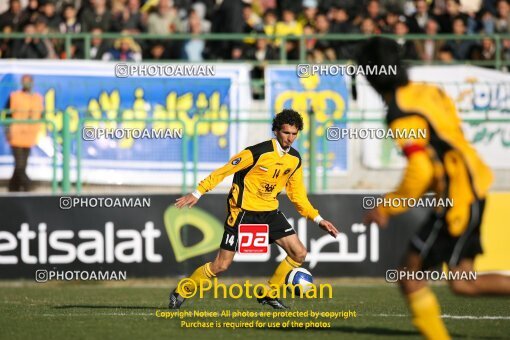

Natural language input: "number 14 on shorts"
[238,224,269,254]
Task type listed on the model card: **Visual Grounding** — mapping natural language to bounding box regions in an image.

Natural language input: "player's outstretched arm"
[175,149,254,209]
[286,164,339,238]
[363,208,389,228]
[319,219,339,238]
[175,193,199,208]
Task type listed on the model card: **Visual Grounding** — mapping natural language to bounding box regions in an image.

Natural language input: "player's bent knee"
[292,249,307,264]
[211,260,232,274]
[449,280,479,296]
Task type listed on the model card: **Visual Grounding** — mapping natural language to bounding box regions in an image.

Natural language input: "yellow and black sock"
[266,256,301,297]
[408,286,450,340]
[176,262,216,297]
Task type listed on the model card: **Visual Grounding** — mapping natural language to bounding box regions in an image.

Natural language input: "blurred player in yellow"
[169,109,339,309]
[358,37,510,340]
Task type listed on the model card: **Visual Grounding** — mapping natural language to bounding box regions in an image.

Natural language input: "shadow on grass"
[261,326,504,339]
[54,305,162,310]
[261,325,419,337]
[51,306,507,339]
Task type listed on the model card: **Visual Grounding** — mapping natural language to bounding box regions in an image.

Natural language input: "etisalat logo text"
[0,222,163,264]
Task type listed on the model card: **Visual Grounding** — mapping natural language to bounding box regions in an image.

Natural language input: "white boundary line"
[371,313,510,320]
[40,311,510,320]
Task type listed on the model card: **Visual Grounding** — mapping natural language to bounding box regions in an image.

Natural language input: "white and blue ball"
[286,268,314,295]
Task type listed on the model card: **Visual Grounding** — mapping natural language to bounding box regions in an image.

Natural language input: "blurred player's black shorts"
[220,209,295,252]
[409,199,486,269]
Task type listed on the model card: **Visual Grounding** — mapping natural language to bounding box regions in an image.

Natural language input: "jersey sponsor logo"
[284,168,292,175]
[231,157,241,165]
[228,216,235,225]
[238,224,269,254]
[264,183,276,192]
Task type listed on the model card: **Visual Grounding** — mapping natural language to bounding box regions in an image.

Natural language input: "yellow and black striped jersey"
[196,139,319,221]
[381,82,493,236]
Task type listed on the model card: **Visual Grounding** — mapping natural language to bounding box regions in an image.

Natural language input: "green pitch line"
[0,283,509,340]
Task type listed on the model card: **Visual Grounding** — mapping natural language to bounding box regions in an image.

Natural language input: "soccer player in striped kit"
[169,109,339,309]
[359,37,510,340]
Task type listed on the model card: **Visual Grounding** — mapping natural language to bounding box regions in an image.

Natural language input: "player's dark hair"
[355,37,409,95]
[272,109,304,131]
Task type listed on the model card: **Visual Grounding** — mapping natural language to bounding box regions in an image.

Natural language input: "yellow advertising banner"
[475,192,510,272]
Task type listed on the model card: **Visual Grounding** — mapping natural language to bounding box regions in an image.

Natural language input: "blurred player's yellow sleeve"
[196,149,254,195]
[286,163,320,220]
[379,115,434,216]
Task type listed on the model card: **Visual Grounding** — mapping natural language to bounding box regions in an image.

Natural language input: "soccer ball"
[286,268,314,295]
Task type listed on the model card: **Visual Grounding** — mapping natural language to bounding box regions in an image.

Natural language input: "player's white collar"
[274,138,290,156]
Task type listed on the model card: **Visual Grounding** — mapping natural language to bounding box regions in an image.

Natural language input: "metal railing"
[75,117,188,193]
[1,32,510,69]
[66,113,510,194]
[2,108,510,194]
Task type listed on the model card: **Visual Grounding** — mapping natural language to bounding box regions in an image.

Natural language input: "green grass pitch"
[1,279,509,340]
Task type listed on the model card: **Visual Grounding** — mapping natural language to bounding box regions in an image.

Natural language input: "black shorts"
[220,209,296,252]
[409,199,485,269]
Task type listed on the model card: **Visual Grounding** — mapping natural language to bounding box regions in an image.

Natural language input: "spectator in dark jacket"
[495,0,510,33]
[21,0,41,27]
[353,0,383,27]
[80,0,113,32]
[314,13,336,60]
[0,0,24,32]
[41,1,61,30]
[470,36,499,67]
[394,19,418,59]
[0,25,14,58]
[407,0,431,33]
[59,4,82,33]
[330,6,354,34]
[379,6,401,33]
[245,37,278,80]
[330,6,356,59]
[445,16,475,59]
[145,41,168,60]
[415,18,445,62]
[436,0,470,33]
[35,17,57,59]
[114,0,146,32]
[74,27,110,59]
[13,24,48,59]
[207,0,244,59]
